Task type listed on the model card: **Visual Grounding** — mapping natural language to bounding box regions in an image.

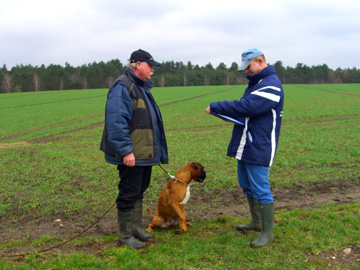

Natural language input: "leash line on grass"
[3,164,195,257]
[1,202,116,257]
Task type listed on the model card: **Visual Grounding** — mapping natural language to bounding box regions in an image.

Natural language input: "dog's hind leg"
[147,215,165,232]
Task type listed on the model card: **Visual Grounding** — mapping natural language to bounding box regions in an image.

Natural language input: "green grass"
[0,204,359,269]
[0,84,359,269]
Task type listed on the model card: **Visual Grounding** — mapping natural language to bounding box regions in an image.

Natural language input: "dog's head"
[190,162,206,183]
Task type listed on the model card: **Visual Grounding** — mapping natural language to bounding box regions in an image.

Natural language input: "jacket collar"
[125,68,153,89]
[247,65,275,85]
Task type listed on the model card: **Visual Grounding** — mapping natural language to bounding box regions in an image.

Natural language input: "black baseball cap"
[130,49,161,66]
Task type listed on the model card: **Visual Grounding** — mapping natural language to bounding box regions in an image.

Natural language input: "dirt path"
[1,178,359,264]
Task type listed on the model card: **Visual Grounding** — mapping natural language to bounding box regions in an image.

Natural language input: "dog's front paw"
[146,226,154,232]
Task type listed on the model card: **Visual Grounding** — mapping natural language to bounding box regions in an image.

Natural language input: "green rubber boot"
[236,196,262,232]
[250,202,275,248]
[133,199,154,241]
[117,208,146,249]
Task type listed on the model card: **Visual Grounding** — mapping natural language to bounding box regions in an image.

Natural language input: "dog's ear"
[191,162,200,170]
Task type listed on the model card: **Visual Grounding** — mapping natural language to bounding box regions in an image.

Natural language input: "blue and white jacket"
[210,65,284,167]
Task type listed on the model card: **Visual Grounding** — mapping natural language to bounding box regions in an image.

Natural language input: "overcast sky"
[1,0,359,70]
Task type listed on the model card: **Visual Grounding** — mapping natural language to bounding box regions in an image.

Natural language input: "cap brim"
[146,60,161,66]
[238,59,250,71]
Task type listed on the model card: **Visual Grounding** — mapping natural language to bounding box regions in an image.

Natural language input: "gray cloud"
[1,0,359,69]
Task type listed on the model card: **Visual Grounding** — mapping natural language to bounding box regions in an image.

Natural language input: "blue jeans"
[237,160,273,204]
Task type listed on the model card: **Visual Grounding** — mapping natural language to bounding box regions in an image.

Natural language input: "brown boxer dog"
[146,162,206,232]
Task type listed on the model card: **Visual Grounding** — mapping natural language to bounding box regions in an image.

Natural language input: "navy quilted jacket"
[210,65,284,167]
[100,68,168,166]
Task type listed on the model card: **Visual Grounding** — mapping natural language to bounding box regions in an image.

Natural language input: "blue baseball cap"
[238,48,264,70]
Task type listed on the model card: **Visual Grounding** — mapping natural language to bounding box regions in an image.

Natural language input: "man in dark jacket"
[205,48,284,248]
[100,49,168,249]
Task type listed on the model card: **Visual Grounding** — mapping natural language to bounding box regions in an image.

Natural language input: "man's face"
[137,62,154,81]
[244,58,262,76]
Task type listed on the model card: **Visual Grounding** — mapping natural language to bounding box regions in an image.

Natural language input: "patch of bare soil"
[1,178,359,265]
[0,142,31,149]
[306,245,360,269]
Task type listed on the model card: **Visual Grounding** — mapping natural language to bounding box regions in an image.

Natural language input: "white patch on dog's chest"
[179,186,190,205]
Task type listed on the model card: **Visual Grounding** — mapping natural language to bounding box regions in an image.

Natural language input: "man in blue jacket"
[100,49,168,249]
[205,48,284,248]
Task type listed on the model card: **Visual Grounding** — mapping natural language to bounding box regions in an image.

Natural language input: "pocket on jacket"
[130,129,154,160]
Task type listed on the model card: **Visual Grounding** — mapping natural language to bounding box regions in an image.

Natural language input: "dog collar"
[158,164,191,186]
[173,177,190,187]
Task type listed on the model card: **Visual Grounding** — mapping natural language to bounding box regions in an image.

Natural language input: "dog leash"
[158,164,190,186]
[2,202,116,257]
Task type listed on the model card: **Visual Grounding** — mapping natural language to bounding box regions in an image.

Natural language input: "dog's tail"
[146,208,155,218]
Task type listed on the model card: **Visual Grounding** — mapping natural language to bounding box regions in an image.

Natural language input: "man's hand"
[205,106,211,114]
[123,152,135,167]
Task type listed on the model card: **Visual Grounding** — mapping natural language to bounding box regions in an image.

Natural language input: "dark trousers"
[116,165,152,210]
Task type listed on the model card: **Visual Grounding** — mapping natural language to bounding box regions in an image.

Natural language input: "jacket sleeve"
[105,82,134,157]
[210,79,283,118]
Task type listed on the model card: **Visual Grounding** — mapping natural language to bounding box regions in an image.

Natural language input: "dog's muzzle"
[196,167,206,183]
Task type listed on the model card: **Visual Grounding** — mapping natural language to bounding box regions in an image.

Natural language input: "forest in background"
[1,59,359,93]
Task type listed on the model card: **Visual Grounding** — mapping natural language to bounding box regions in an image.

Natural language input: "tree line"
[1,59,359,93]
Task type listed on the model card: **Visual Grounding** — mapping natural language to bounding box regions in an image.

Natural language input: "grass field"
[0,84,359,269]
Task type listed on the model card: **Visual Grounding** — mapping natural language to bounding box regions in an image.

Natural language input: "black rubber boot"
[250,202,275,248]
[117,208,146,249]
[133,199,154,241]
[236,196,262,232]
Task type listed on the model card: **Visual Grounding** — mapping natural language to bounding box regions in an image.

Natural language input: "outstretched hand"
[205,106,211,114]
